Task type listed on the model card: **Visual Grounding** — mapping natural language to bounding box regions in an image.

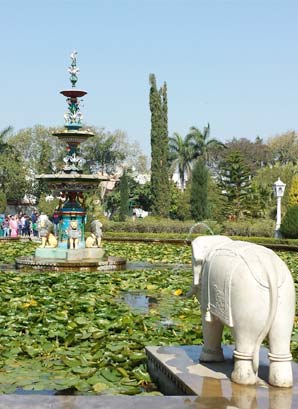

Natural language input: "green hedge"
[102,217,277,238]
[280,205,298,239]
[102,217,223,235]
[222,219,275,237]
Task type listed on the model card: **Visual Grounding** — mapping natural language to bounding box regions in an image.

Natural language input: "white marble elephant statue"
[191,235,295,387]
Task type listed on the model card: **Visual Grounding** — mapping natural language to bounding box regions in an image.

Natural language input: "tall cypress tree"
[119,170,129,221]
[149,74,170,217]
[190,158,208,221]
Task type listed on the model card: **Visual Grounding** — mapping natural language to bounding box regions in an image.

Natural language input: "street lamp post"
[273,177,286,238]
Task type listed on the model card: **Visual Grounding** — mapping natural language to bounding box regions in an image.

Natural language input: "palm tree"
[169,132,194,190]
[187,123,225,164]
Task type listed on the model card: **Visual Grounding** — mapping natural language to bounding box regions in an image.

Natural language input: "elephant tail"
[252,256,278,373]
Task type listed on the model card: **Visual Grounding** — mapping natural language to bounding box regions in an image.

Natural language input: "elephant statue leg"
[268,273,295,388]
[200,314,224,362]
[232,331,259,385]
[230,282,268,385]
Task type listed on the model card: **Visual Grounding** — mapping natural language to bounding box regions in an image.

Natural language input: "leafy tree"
[82,128,126,175]
[252,162,296,213]
[84,193,106,231]
[132,181,152,211]
[7,125,65,198]
[207,175,227,222]
[37,194,59,217]
[0,150,29,202]
[0,191,7,213]
[169,132,194,190]
[218,150,251,219]
[149,74,170,217]
[190,158,208,221]
[0,126,13,153]
[280,205,298,238]
[267,131,298,165]
[82,128,147,175]
[288,174,298,207]
[104,173,142,219]
[224,137,271,176]
[8,125,65,175]
[169,181,191,221]
[119,170,129,221]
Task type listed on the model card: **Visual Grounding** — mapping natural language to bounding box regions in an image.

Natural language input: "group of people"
[0,211,40,238]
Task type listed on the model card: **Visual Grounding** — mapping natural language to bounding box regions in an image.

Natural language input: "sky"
[1,0,298,157]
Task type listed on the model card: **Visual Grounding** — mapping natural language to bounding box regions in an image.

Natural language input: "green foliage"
[190,158,208,221]
[81,128,126,175]
[218,150,251,219]
[149,74,170,217]
[280,205,298,238]
[103,217,222,236]
[207,176,227,222]
[0,191,7,213]
[119,171,129,221]
[169,182,191,221]
[7,125,65,198]
[0,240,204,395]
[187,123,226,165]
[253,163,297,212]
[223,219,275,237]
[84,193,106,232]
[288,175,298,207]
[169,132,193,190]
[1,240,298,394]
[267,131,298,165]
[133,182,152,211]
[37,194,59,216]
[0,150,30,202]
[105,174,150,220]
[224,137,271,176]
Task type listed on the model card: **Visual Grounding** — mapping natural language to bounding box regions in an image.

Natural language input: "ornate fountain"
[16,51,126,272]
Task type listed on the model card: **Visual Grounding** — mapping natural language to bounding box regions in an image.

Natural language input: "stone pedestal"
[146,345,298,408]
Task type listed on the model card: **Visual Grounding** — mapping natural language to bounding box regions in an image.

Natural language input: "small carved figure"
[38,218,58,248]
[86,220,102,248]
[67,219,81,249]
[70,50,78,64]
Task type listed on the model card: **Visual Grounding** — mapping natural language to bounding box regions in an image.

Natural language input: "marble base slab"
[146,345,298,408]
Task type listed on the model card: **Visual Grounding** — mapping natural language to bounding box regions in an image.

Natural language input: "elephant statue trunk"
[191,235,295,388]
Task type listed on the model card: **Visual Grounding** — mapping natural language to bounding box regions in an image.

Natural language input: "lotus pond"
[0,240,298,395]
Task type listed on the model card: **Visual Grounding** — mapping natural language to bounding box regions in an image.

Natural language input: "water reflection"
[122,292,158,314]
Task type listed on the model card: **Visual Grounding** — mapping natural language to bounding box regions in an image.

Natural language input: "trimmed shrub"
[280,205,298,238]
[223,219,275,237]
[102,217,223,236]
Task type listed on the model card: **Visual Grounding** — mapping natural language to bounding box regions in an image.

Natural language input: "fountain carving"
[16,51,126,272]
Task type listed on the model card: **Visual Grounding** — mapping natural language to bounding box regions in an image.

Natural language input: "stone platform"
[146,345,298,408]
[0,395,227,409]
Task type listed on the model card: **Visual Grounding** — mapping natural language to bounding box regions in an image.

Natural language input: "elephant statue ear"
[191,236,233,286]
[191,235,233,264]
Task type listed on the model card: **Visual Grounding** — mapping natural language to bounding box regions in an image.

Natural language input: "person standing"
[9,216,18,237]
[3,217,9,237]
[52,211,60,236]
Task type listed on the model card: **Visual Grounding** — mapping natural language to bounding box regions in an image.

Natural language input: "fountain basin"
[15,254,126,272]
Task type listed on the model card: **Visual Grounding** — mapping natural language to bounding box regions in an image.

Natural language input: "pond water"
[121,292,158,314]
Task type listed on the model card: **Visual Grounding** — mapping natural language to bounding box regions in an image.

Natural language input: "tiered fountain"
[16,51,126,272]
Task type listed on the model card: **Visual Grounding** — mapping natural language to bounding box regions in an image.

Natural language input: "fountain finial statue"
[68,50,79,88]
